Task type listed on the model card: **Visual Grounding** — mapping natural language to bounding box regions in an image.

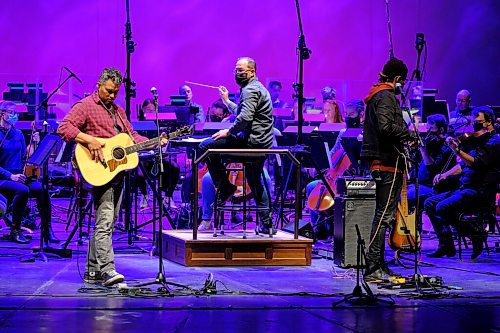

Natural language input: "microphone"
[63,66,82,84]
[150,86,158,99]
[395,83,406,99]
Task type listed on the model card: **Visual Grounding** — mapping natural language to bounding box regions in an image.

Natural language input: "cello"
[306,148,351,212]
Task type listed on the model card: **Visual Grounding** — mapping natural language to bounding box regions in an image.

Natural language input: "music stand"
[21,135,71,262]
[340,128,368,176]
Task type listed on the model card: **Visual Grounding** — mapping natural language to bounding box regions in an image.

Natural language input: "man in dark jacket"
[361,58,412,281]
[198,57,274,234]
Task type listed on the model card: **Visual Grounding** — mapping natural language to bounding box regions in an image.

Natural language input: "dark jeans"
[198,136,271,225]
[423,188,480,237]
[365,170,403,270]
[407,184,435,212]
[0,179,49,230]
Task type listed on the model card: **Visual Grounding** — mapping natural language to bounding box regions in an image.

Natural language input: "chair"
[456,185,498,260]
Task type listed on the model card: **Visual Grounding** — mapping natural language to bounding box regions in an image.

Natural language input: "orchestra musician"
[449,89,473,120]
[322,99,344,124]
[198,57,275,234]
[0,101,59,244]
[57,68,167,286]
[360,57,413,281]
[179,84,204,124]
[424,106,499,259]
[407,114,458,214]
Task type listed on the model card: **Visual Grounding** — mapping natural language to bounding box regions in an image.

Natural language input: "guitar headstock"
[168,125,194,140]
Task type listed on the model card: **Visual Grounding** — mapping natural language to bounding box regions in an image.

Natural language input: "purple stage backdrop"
[0,0,499,119]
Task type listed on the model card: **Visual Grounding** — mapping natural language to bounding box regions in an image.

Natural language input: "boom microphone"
[63,66,82,84]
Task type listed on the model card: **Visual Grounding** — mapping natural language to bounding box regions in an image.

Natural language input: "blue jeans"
[201,169,272,220]
[365,170,403,270]
[198,137,271,225]
[424,188,480,237]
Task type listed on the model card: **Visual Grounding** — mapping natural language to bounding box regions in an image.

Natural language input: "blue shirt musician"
[0,101,59,244]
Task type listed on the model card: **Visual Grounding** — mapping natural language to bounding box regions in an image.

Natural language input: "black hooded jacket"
[360,88,412,170]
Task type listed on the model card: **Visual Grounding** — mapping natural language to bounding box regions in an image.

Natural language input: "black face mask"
[473,122,485,132]
[345,116,360,128]
[210,114,223,122]
[235,72,250,86]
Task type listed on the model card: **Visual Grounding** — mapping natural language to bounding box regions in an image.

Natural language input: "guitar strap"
[114,108,137,144]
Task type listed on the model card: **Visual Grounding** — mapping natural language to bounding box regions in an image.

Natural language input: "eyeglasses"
[0,110,17,115]
[233,68,251,74]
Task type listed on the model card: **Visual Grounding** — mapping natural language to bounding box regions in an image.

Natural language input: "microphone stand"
[405,33,426,98]
[401,89,425,294]
[120,0,138,246]
[133,90,182,293]
[333,225,394,306]
[274,0,335,233]
[36,71,79,121]
[293,0,311,147]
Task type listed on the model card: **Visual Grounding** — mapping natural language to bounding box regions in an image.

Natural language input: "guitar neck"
[125,137,161,155]
[123,126,191,155]
[401,175,408,214]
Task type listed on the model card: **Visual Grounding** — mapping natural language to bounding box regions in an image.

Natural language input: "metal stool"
[212,160,272,239]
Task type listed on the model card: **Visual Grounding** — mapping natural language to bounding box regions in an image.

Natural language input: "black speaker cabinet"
[333,197,375,267]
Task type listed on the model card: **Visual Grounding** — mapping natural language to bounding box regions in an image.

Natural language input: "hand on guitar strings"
[87,136,106,163]
[160,132,168,146]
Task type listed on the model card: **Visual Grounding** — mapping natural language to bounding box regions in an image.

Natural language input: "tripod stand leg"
[62,200,93,250]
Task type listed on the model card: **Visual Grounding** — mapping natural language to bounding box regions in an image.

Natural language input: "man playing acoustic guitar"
[58,67,166,286]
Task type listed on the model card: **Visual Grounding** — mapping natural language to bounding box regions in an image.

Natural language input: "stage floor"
[0,198,498,332]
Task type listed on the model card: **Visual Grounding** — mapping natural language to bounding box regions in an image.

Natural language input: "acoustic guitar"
[388,174,421,252]
[75,126,192,187]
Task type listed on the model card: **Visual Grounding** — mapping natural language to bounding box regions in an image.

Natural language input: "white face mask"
[2,112,18,125]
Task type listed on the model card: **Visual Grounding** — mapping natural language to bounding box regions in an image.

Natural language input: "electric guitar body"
[389,175,421,252]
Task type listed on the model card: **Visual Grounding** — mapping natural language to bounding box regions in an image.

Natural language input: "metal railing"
[192,148,301,240]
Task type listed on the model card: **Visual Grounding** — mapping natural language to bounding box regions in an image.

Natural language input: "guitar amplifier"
[336,176,376,198]
[333,197,375,268]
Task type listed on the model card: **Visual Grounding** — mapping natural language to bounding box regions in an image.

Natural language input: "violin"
[447,128,490,146]
[23,123,41,180]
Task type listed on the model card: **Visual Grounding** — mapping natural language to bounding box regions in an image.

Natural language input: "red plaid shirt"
[57,92,147,143]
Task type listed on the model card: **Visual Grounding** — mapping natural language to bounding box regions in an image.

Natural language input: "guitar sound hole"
[112,147,126,160]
